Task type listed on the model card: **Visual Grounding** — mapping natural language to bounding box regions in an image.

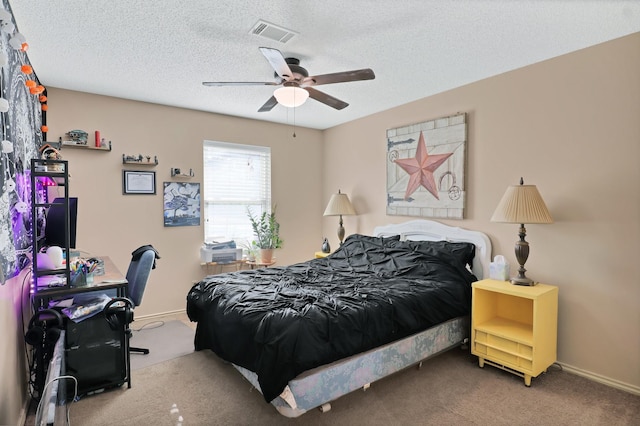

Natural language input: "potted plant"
[238,240,260,262]
[247,207,283,263]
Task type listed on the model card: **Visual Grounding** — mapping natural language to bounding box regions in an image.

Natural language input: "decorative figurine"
[322,238,331,253]
[66,129,88,144]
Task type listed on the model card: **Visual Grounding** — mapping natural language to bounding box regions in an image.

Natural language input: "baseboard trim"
[19,390,30,426]
[559,361,640,396]
[135,308,186,321]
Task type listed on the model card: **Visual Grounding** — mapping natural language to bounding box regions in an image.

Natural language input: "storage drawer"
[519,344,533,358]
[486,334,518,353]
[519,358,533,370]
[474,330,488,344]
[487,346,518,365]
[473,342,487,355]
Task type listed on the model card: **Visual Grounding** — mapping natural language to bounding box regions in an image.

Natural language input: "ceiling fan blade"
[259,47,294,80]
[303,68,375,87]
[258,96,279,112]
[306,87,349,110]
[202,81,279,87]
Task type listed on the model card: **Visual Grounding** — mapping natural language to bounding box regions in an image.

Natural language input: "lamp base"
[510,276,535,286]
[337,215,345,245]
[512,225,535,285]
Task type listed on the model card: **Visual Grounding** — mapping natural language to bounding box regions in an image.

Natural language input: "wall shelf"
[123,160,157,166]
[170,167,194,178]
[61,140,112,151]
[123,154,158,166]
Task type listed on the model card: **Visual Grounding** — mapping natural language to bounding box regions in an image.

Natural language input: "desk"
[246,260,276,269]
[201,260,245,275]
[33,256,128,309]
[30,256,132,394]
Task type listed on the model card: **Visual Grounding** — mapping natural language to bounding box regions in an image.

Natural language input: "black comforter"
[186,234,477,402]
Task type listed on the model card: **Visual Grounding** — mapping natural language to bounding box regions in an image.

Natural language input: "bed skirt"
[233,315,469,417]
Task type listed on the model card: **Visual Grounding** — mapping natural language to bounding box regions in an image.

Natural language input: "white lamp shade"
[491,183,553,224]
[273,86,309,108]
[323,191,356,216]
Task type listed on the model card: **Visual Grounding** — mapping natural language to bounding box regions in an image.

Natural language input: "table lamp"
[490,178,553,286]
[323,190,356,245]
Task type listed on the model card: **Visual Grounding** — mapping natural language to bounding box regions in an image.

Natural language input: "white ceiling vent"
[249,20,298,44]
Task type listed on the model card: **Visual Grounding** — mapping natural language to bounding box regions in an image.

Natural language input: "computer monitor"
[44,197,77,249]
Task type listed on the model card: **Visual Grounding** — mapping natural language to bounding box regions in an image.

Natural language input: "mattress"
[234,316,469,417]
[187,233,478,402]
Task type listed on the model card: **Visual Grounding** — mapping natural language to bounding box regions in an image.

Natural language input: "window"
[202,141,271,243]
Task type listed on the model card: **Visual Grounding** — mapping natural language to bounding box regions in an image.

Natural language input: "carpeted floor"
[59,345,639,426]
[129,320,195,370]
[23,315,639,425]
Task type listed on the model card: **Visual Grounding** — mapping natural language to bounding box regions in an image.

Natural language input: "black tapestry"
[0,0,45,284]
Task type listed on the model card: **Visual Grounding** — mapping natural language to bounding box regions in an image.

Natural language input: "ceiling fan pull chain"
[292,105,297,138]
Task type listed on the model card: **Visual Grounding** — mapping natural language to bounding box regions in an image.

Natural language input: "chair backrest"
[125,248,156,307]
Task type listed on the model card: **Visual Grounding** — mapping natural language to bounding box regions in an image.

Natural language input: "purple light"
[10,169,44,279]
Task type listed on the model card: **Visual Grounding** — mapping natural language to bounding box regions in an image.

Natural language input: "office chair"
[125,245,160,355]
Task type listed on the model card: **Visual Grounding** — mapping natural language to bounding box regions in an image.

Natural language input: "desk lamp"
[323,190,356,245]
[491,178,553,286]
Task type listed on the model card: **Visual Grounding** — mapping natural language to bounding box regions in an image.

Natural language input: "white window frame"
[202,140,271,244]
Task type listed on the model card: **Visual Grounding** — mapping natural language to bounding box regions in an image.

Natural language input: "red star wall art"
[386,113,467,219]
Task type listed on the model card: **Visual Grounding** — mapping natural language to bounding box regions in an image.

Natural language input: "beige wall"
[2,90,325,425]
[2,30,638,426]
[323,33,640,391]
[0,269,30,425]
[45,90,324,317]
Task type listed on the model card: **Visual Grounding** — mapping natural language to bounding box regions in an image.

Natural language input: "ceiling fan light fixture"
[274,86,309,108]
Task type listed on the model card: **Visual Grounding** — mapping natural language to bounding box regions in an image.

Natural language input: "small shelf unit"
[30,159,72,304]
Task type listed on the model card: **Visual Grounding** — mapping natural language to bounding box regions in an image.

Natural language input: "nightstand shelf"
[475,317,533,345]
[471,279,558,386]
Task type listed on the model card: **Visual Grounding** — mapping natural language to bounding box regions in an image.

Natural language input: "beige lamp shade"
[491,181,553,224]
[324,190,356,245]
[323,191,356,216]
[491,178,552,286]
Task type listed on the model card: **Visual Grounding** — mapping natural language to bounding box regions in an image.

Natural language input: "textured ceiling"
[8,1,640,130]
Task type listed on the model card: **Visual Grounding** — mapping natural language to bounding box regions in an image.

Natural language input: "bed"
[186,219,491,417]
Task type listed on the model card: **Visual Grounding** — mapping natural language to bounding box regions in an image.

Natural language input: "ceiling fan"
[202,47,375,112]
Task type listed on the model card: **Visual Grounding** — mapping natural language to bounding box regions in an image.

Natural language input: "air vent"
[249,20,298,44]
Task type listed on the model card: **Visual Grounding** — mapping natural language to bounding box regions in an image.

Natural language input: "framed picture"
[386,112,467,219]
[163,182,201,227]
[123,170,156,195]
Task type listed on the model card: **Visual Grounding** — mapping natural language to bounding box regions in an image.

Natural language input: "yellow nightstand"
[471,279,558,386]
[315,251,331,258]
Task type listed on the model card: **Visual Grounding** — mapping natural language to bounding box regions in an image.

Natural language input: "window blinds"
[202,141,271,243]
